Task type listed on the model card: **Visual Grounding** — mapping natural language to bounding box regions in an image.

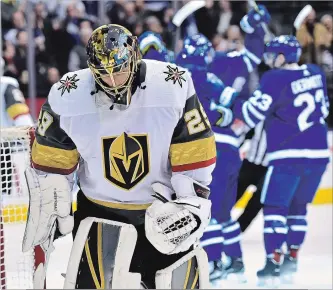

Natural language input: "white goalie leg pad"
[23,167,73,252]
[64,217,141,289]
[155,247,210,289]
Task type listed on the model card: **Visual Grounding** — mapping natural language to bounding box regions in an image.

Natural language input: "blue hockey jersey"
[233,64,330,165]
[190,70,246,148]
[209,30,264,99]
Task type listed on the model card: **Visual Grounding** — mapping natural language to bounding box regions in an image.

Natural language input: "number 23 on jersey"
[294,89,328,132]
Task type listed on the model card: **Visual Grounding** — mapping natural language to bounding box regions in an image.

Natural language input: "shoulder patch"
[163,65,186,88]
[58,74,80,96]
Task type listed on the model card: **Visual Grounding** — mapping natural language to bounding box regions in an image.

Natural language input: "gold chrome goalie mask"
[86,24,141,106]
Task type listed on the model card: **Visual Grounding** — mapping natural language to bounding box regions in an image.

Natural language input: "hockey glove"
[210,100,234,127]
[240,5,271,34]
[145,175,211,255]
[218,86,238,108]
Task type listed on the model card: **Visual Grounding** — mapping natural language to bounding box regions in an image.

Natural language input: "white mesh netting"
[0,126,34,289]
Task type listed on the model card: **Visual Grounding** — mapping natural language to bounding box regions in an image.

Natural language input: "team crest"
[163,65,186,88]
[102,133,150,190]
[58,74,79,96]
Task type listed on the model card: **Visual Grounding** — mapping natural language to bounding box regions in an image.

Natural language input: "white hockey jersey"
[31,60,216,206]
[0,76,33,127]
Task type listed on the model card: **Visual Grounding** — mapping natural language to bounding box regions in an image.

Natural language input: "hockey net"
[0,126,35,289]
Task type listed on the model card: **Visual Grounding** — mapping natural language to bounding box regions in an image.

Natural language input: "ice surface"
[5,205,332,289]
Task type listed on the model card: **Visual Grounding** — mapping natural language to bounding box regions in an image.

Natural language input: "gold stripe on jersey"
[87,196,151,210]
[7,103,30,119]
[31,139,79,174]
[170,135,216,172]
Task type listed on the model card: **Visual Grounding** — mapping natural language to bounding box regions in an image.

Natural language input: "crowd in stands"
[1,0,332,126]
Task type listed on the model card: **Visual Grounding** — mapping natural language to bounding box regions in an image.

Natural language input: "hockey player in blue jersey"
[176,33,242,282]
[220,35,330,285]
[210,5,271,99]
[176,6,271,283]
[138,31,173,62]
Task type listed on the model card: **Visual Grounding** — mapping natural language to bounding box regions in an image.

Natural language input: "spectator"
[213,25,244,52]
[123,1,140,32]
[2,41,17,77]
[13,30,51,96]
[225,25,244,51]
[68,27,92,72]
[143,0,169,23]
[47,67,60,85]
[319,14,333,92]
[296,8,329,64]
[4,11,26,45]
[195,0,245,42]
[143,15,163,35]
[212,34,225,51]
[216,0,234,35]
[64,3,82,44]
[321,14,333,51]
[36,66,61,97]
[79,20,93,30]
[106,0,142,33]
[142,15,173,50]
[1,0,19,31]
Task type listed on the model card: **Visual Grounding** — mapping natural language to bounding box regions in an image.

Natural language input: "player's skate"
[257,251,281,288]
[221,255,246,283]
[209,260,223,283]
[280,249,298,284]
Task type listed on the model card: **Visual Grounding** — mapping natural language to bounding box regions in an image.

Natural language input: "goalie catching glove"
[145,175,211,255]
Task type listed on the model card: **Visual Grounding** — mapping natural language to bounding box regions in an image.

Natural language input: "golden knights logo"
[102,133,150,190]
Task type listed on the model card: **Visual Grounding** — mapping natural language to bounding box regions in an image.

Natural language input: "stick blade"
[172,0,206,27]
[294,5,313,30]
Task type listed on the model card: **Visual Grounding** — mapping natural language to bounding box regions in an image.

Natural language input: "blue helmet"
[264,35,302,65]
[176,34,215,71]
[138,31,170,62]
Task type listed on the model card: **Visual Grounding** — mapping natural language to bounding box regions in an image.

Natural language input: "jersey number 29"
[294,89,327,132]
[185,104,211,135]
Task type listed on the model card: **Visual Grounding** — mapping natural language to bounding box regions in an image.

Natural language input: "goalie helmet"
[86,24,141,106]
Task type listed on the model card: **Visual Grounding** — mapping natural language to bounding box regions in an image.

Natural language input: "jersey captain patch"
[163,65,186,87]
[102,133,150,190]
[58,74,80,96]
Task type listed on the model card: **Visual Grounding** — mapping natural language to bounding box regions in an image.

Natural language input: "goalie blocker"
[65,191,209,289]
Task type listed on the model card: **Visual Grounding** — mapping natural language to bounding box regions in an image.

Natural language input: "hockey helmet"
[176,33,215,71]
[138,31,171,62]
[86,24,141,106]
[264,35,302,66]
